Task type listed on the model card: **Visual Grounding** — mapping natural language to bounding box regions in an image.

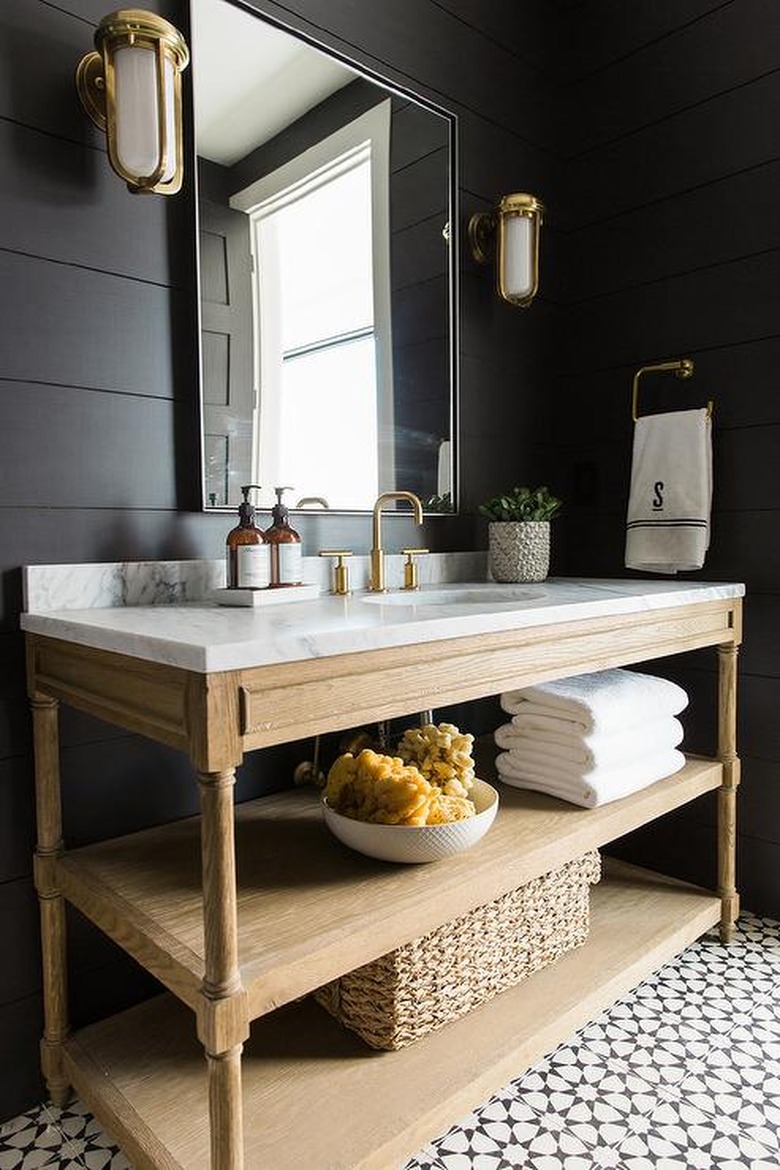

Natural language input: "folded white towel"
[494,716,684,771]
[625,407,712,574]
[496,748,686,808]
[499,668,688,733]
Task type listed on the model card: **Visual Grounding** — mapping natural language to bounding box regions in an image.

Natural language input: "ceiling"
[191,0,356,166]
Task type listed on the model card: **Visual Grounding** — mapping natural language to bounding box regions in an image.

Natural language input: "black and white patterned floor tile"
[409,912,780,1170]
[0,1100,130,1170]
[2,912,779,1170]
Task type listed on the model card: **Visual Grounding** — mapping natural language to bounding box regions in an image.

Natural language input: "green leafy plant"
[478,485,562,523]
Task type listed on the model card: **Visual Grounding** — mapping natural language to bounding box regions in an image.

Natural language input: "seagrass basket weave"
[314,850,600,1050]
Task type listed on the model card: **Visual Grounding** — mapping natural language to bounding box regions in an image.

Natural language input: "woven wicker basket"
[314,851,600,1050]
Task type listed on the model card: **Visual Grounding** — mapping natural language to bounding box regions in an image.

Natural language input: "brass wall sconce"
[468,193,545,307]
[76,8,190,195]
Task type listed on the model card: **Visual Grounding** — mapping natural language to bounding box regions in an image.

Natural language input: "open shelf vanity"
[21,573,743,1169]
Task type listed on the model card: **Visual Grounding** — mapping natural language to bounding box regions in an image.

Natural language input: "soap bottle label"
[275,542,303,585]
[236,544,270,589]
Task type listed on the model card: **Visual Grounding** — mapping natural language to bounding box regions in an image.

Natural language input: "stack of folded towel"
[495,667,688,808]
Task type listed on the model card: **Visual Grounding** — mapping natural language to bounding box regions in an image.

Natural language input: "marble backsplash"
[23,552,489,612]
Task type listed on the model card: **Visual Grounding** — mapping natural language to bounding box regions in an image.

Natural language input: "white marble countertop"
[20,577,745,674]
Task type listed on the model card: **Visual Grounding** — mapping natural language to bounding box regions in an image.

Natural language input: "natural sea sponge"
[325,748,475,825]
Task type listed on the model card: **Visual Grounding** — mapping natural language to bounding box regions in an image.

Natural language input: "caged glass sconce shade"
[76,9,189,195]
[468,193,544,307]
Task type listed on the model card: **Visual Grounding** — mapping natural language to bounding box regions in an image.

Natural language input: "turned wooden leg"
[717,643,741,944]
[197,768,247,1170]
[207,1045,244,1170]
[31,696,70,1106]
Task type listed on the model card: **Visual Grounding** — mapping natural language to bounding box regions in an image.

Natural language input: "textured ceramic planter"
[488,520,550,583]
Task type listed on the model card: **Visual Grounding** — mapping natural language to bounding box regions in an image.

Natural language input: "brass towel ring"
[632,358,713,422]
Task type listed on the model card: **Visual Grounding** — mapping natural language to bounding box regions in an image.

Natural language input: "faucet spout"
[370,491,424,592]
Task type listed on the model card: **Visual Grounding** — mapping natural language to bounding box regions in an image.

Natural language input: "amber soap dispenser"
[225,484,270,589]
[265,486,303,587]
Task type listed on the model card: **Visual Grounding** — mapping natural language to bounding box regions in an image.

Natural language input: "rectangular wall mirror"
[192,0,458,514]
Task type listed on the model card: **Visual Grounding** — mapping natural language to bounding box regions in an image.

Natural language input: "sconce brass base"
[468,212,494,265]
[75,51,107,130]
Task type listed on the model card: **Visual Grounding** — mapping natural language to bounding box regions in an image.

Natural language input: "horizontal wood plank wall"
[549,1,780,917]
[0,0,556,1121]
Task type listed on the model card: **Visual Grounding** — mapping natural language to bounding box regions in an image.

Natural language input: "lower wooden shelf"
[64,859,720,1170]
[56,756,721,1020]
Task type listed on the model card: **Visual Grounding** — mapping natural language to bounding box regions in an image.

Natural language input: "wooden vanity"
[22,578,742,1169]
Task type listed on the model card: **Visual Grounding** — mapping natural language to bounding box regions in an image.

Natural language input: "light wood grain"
[56,758,722,1021]
[207,1045,244,1170]
[27,601,740,759]
[27,635,193,753]
[27,593,743,1168]
[29,694,70,1106]
[197,769,246,1170]
[188,673,244,774]
[717,641,741,942]
[62,860,721,1170]
[197,770,243,1003]
[239,600,738,748]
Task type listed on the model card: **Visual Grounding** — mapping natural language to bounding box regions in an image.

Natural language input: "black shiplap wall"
[548,0,780,915]
[0,0,555,1120]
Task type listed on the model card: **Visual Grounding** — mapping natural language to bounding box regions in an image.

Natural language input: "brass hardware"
[296,496,329,509]
[468,193,544,307]
[293,735,325,788]
[369,492,424,592]
[632,358,713,422]
[318,549,353,595]
[76,9,189,195]
[401,548,429,591]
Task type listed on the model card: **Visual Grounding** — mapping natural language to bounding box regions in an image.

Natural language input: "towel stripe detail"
[626,519,708,529]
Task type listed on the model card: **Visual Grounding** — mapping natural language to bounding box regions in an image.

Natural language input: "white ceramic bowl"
[322,778,499,863]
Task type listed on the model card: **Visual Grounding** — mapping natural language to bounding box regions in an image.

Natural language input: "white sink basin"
[360,584,543,607]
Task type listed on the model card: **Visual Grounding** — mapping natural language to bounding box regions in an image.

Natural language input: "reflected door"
[199,200,255,507]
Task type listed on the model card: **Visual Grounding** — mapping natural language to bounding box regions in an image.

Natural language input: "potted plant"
[479,485,562,583]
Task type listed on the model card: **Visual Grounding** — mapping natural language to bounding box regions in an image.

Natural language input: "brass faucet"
[370,491,424,591]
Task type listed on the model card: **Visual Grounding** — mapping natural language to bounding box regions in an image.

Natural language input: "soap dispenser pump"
[225,484,270,590]
[265,486,303,587]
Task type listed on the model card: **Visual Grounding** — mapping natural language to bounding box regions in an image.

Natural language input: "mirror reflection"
[192,0,456,513]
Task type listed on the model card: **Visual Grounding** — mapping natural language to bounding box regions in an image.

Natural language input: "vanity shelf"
[62,859,720,1170]
[55,758,722,1022]
[22,580,743,1170]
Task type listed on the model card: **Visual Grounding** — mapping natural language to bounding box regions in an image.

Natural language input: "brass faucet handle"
[318,549,353,595]
[401,548,429,591]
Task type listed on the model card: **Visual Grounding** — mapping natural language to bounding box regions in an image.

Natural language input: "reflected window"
[231,102,393,510]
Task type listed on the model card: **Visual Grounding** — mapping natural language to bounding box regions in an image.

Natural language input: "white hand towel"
[496,748,686,808]
[625,407,712,574]
[499,668,688,733]
[494,716,684,771]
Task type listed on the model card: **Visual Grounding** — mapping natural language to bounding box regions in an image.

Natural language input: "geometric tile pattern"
[2,912,778,1170]
[0,1098,130,1170]
[403,911,780,1170]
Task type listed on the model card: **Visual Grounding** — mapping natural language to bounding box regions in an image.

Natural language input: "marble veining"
[20,574,745,675]
[23,560,225,612]
[22,552,487,613]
